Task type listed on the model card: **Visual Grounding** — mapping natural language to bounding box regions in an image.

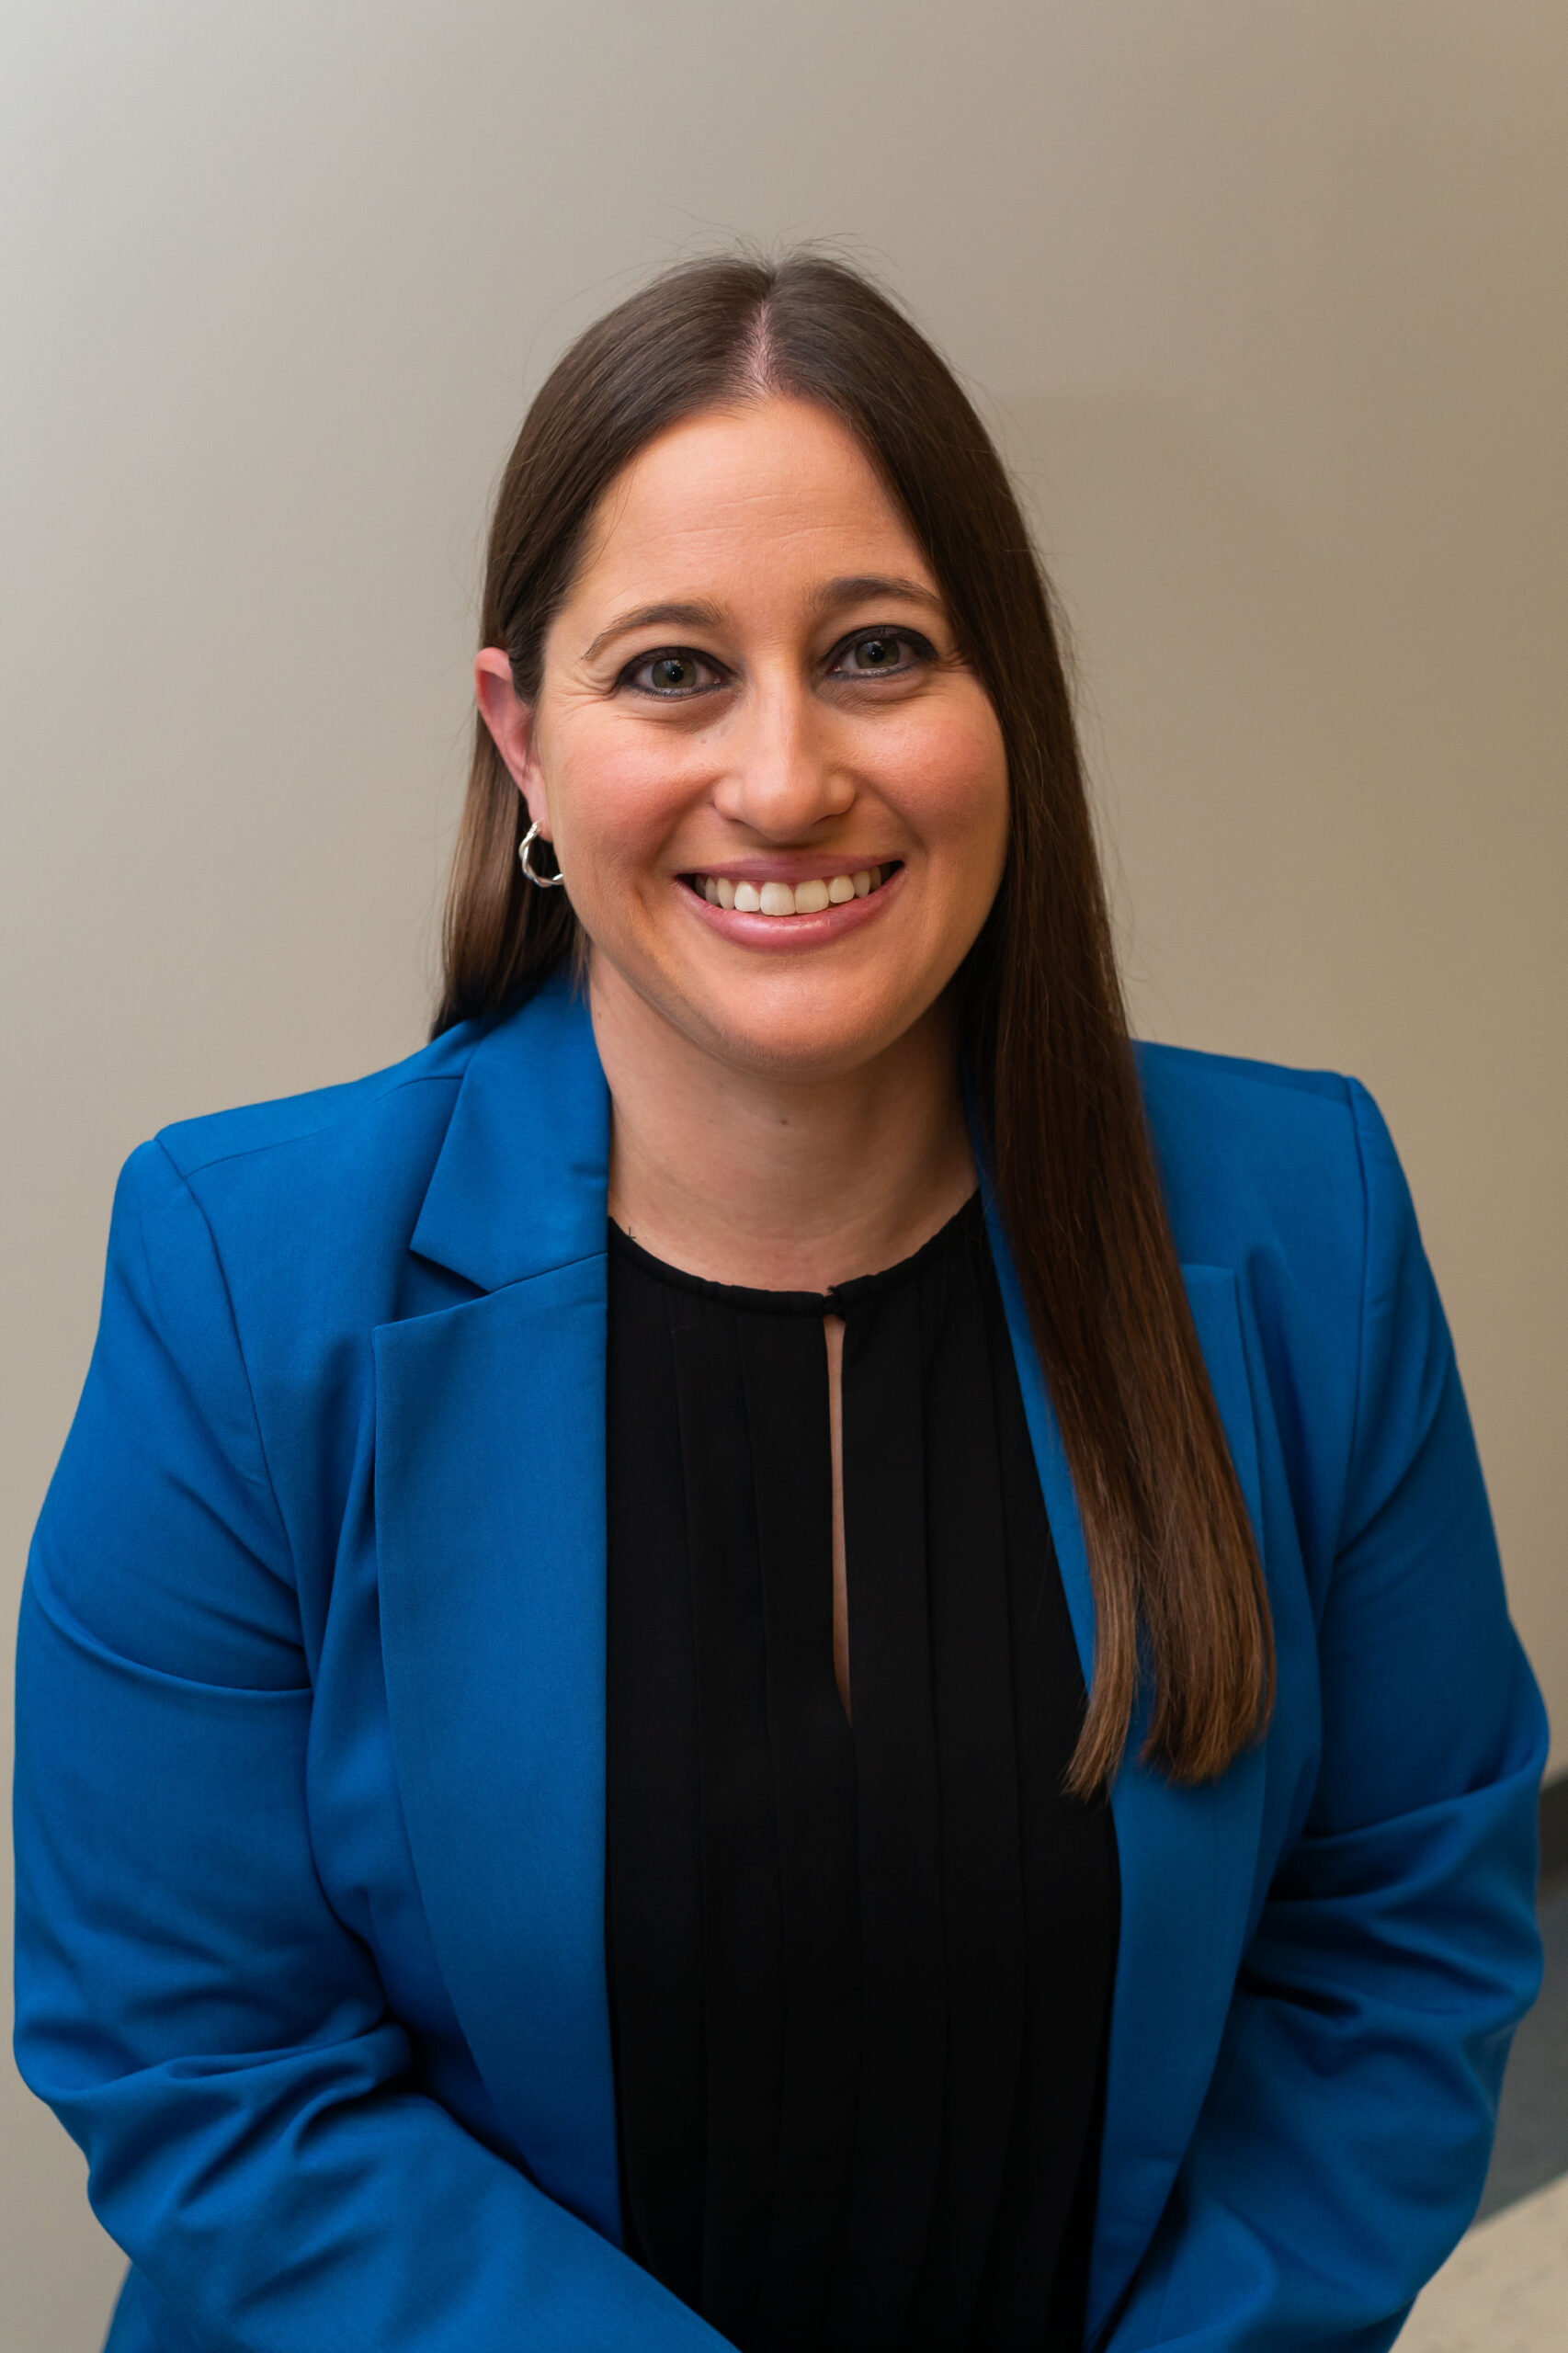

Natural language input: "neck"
[590,962,977,1291]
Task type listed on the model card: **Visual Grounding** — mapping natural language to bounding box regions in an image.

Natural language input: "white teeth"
[697,866,891,915]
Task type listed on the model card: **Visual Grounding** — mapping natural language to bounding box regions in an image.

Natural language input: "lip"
[677,860,904,949]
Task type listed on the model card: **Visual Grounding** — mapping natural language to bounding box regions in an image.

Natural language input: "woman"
[14,254,1546,2353]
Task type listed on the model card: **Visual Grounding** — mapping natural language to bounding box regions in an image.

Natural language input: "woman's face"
[480,396,1010,1086]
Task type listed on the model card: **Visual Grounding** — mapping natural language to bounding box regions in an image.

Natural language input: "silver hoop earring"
[517,820,565,890]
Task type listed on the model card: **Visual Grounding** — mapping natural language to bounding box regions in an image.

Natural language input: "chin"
[687,990,923,1086]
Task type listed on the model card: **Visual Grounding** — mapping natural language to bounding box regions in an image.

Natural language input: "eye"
[622,647,725,698]
[831,629,933,680]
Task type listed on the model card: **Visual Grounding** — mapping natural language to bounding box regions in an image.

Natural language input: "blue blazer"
[14,972,1546,2353]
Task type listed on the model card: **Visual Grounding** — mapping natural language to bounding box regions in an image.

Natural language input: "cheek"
[882,701,1009,874]
[550,717,692,880]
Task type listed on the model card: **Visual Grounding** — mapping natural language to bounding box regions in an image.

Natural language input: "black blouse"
[605,1194,1119,2353]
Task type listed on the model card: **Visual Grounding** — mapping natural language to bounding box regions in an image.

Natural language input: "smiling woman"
[13,254,1547,2353]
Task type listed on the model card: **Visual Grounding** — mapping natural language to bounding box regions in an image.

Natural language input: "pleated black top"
[605,1193,1119,2353]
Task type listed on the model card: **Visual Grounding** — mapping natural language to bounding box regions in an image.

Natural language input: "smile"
[686,864,897,917]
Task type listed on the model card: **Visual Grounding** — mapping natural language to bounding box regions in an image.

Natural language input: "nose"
[710,672,855,837]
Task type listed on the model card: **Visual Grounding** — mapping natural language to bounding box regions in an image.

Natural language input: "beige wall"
[4,3,1564,2338]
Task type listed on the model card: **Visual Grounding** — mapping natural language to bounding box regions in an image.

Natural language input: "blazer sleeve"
[13,1140,729,2353]
[1102,1079,1549,2352]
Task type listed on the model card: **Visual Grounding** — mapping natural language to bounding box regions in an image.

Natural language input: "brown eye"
[835,630,930,678]
[625,649,722,697]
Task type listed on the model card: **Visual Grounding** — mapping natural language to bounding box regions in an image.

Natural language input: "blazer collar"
[412,970,610,1292]
[982,1198,1270,2343]
[378,972,621,2236]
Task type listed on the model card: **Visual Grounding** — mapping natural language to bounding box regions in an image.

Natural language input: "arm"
[1104,1081,1548,2352]
[14,1142,728,2353]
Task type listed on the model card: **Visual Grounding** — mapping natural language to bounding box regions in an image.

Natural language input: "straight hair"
[435,253,1273,1793]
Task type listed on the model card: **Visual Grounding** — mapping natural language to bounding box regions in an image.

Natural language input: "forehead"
[567,397,936,604]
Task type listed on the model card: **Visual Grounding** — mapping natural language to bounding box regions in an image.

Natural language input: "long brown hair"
[436,253,1272,1793]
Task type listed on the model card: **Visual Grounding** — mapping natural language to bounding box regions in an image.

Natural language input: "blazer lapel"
[375,976,623,2238]
[982,1203,1268,2346]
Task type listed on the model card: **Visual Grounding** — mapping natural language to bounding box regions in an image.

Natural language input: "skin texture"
[476,396,1011,1712]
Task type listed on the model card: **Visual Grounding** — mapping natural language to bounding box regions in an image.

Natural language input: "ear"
[474,648,551,835]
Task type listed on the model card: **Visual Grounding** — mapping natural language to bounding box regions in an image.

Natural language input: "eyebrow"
[583,601,724,663]
[809,574,946,620]
[582,576,947,664]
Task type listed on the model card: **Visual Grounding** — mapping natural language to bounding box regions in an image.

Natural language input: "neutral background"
[4,2,1564,2341]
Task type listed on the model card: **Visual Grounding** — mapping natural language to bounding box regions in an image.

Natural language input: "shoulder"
[153,1017,485,1196]
[108,1011,508,1352]
[1133,1041,1448,1590]
[1132,1038,1392,1279]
